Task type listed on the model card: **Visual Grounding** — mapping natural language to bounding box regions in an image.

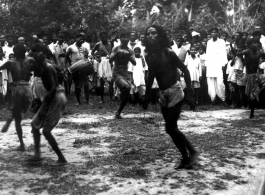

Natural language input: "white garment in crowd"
[131,57,148,87]
[184,54,202,82]
[260,35,265,52]
[205,38,227,102]
[2,45,13,83]
[205,38,228,78]
[0,58,7,95]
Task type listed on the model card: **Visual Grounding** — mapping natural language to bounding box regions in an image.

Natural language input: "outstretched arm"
[128,49,136,65]
[0,61,12,70]
[170,49,192,91]
[91,43,100,56]
[109,47,118,64]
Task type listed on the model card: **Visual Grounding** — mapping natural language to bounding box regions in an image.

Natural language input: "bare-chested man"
[65,33,89,105]
[0,44,34,151]
[29,43,67,164]
[92,32,114,103]
[109,31,136,119]
[143,25,199,169]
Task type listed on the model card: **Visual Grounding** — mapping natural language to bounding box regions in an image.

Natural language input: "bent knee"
[42,129,51,138]
[120,85,130,93]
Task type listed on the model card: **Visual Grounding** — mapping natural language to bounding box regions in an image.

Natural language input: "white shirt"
[185,55,201,82]
[205,38,228,78]
[82,42,91,55]
[260,35,265,52]
[53,42,68,69]
[113,39,121,48]
[48,42,56,54]
[2,45,14,59]
[130,57,148,87]
[66,43,88,64]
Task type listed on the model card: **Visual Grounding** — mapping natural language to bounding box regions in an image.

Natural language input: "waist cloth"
[234,70,247,86]
[159,82,184,108]
[31,86,66,130]
[11,81,33,113]
[245,74,256,98]
[113,71,131,90]
[98,57,112,81]
[32,77,47,102]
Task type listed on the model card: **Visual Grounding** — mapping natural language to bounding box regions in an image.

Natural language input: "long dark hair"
[144,24,171,53]
[13,44,27,59]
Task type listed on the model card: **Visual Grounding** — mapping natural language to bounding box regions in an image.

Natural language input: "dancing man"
[109,31,136,119]
[29,43,67,164]
[0,44,33,151]
[142,25,199,169]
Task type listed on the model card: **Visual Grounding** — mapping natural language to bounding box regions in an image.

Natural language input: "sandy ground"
[0,108,265,195]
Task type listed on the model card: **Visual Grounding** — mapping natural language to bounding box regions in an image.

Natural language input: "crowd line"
[0,23,264,168]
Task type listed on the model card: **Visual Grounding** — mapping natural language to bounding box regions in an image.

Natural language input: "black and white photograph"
[0,0,265,194]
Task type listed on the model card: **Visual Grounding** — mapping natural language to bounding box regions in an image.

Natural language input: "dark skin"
[91,34,111,57]
[65,36,85,65]
[30,51,67,163]
[144,27,198,168]
[145,27,190,92]
[109,36,136,66]
[92,34,114,103]
[0,57,35,151]
[175,38,183,48]
[7,38,14,47]
[109,34,136,118]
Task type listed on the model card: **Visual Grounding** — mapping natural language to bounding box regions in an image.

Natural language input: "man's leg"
[109,79,114,102]
[115,82,130,119]
[161,101,199,169]
[74,76,82,105]
[99,78,105,103]
[207,77,217,103]
[75,87,81,105]
[13,110,25,151]
[215,77,226,102]
[83,78,90,104]
[42,128,67,163]
[32,128,41,159]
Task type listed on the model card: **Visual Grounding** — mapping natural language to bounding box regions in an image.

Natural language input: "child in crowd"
[185,45,201,104]
[129,47,148,104]
[226,52,238,108]
[9,53,15,60]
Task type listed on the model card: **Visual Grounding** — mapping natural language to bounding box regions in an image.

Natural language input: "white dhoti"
[98,57,112,81]
[207,77,226,102]
[32,77,47,102]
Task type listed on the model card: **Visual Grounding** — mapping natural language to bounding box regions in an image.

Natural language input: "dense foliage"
[0,0,264,40]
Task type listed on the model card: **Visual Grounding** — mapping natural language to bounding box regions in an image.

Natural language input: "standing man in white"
[205,27,228,105]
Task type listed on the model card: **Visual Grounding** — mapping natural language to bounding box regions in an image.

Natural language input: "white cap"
[191,31,200,37]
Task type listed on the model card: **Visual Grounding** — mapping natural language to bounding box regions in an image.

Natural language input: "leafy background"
[0,0,264,41]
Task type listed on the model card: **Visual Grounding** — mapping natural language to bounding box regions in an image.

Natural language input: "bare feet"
[115,112,123,119]
[1,118,13,133]
[15,145,25,152]
[186,151,200,168]
[174,158,189,169]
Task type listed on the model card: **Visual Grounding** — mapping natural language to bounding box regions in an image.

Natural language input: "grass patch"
[73,137,101,148]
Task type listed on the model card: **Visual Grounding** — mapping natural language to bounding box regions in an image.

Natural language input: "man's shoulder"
[163,47,177,56]
[83,42,90,46]
[112,45,120,51]
[217,38,225,44]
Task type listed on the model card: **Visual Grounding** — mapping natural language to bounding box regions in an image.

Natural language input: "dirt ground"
[0,95,265,195]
